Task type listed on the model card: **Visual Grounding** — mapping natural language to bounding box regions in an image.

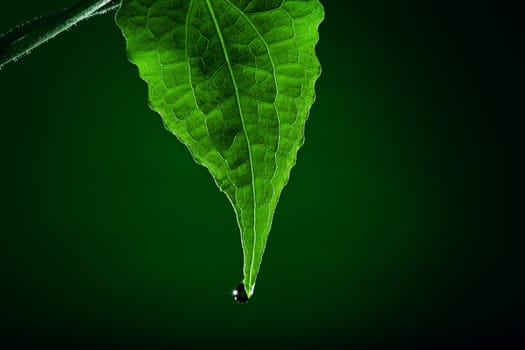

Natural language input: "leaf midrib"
[223,0,283,292]
[204,0,258,293]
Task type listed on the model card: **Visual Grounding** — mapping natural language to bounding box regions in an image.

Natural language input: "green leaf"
[116,0,323,299]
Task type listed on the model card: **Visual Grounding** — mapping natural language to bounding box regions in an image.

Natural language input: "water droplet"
[233,283,249,303]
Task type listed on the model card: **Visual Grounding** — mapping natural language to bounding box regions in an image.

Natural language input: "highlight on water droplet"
[233,283,249,303]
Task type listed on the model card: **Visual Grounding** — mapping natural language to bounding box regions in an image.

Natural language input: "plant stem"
[0,0,119,70]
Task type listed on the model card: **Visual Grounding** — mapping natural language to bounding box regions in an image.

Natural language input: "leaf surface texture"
[117,0,323,297]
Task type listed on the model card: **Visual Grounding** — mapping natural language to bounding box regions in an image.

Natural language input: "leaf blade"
[116,0,323,298]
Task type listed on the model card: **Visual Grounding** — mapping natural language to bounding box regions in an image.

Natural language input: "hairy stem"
[0,0,120,70]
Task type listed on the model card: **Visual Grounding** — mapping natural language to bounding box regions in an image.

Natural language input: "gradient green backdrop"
[0,1,522,348]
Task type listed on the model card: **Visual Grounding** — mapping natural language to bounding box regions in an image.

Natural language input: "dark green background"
[0,1,522,348]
